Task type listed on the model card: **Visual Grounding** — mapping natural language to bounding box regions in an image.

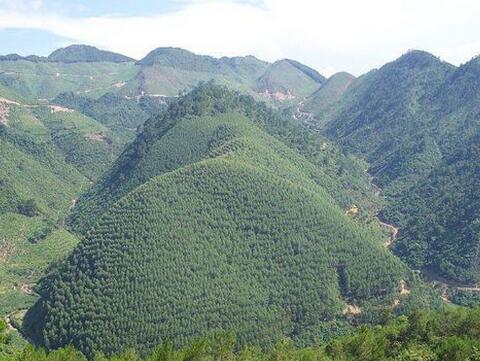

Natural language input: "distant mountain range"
[1,43,479,359]
[0,44,326,101]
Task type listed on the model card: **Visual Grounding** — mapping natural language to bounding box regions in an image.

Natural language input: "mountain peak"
[394,49,446,68]
[48,44,135,63]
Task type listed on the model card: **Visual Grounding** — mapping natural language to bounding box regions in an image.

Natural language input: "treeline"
[4,307,480,360]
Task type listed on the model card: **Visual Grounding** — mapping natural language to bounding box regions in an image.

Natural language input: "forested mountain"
[2,43,480,360]
[47,45,135,63]
[131,47,269,97]
[26,83,433,357]
[68,83,377,234]
[0,45,328,328]
[303,72,355,125]
[322,50,480,283]
[255,59,325,101]
[52,92,167,140]
[0,85,129,317]
[0,45,325,105]
[0,59,139,100]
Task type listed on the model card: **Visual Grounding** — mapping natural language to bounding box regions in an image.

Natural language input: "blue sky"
[1,0,480,76]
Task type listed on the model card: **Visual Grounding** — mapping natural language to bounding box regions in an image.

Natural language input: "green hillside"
[53,92,167,140]
[255,59,324,101]
[26,83,433,357]
[47,45,135,63]
[303,72,355,126]
[0,101,86,316]
[323,50,480,283]
[69,83,379,234]
[0,90,128,318]
[131,47,269,97]
[0,59,138,100]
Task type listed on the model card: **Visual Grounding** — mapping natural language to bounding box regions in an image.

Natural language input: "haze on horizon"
[0,0,480,76]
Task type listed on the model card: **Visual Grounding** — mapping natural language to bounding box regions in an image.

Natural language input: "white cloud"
[1,0,480,76]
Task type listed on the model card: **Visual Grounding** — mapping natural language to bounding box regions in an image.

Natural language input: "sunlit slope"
[323,51,480,282]
[0,60,138,100]
[28,109,428,356]
[69,84,379,234]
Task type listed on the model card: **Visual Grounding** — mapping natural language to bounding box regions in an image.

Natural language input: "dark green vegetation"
[3,307,480,360]
[28,83,433,357]
[0,88,129,315]
[320,50,480,283]
[0,44,327,325]
[69,82,377,234]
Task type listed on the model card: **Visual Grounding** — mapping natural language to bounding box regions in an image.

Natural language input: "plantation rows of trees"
[69,82,377,234]
[26,83,435,357]
[4,307,480,360]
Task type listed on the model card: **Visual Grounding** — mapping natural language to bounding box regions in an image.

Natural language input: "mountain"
[47,45,135,63]
[131,47,269,97]
[0,59,139,100]
[0,95,87,315]
[25,83,432,357]
[255,59,325,101]
[68,83,378,235]
[52,92,167,140]
[323,50,480,283]
[0,84,132,316]
[0,46,325,107]
[303,72,355,125]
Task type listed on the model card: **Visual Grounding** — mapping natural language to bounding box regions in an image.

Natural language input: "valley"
[0,43,478,360]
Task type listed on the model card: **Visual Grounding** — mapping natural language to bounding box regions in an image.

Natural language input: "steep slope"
[303,72,355,125]
[69,83,379,234]
[0,97,87,315]
[47,45,135,63]
[31,107,125,180]
[0,59,138,100]
[53,92,167,141]
[27,86,431,357]
[323,50,480,282]
[0,101,87,218]
[131,47,268,97]
[256,59,325,101]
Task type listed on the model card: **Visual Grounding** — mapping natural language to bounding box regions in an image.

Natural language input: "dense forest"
[4,307,480,360]
[321,50,480,283]
[1,43,480,361]
[25,83,435,357]
[69,82,377,234]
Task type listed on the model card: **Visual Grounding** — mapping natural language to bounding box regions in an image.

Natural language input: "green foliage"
[9,308,480,360]
[303,72,355,127]
[29,83,428,358]
[47,45,134,64]
[0,60,138,100]
[0,213,79,316]
[52,92,166,141]
[17,199,39,217]
[70,82,378,234]
[323,50,480,282]
[255,60,323,101]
